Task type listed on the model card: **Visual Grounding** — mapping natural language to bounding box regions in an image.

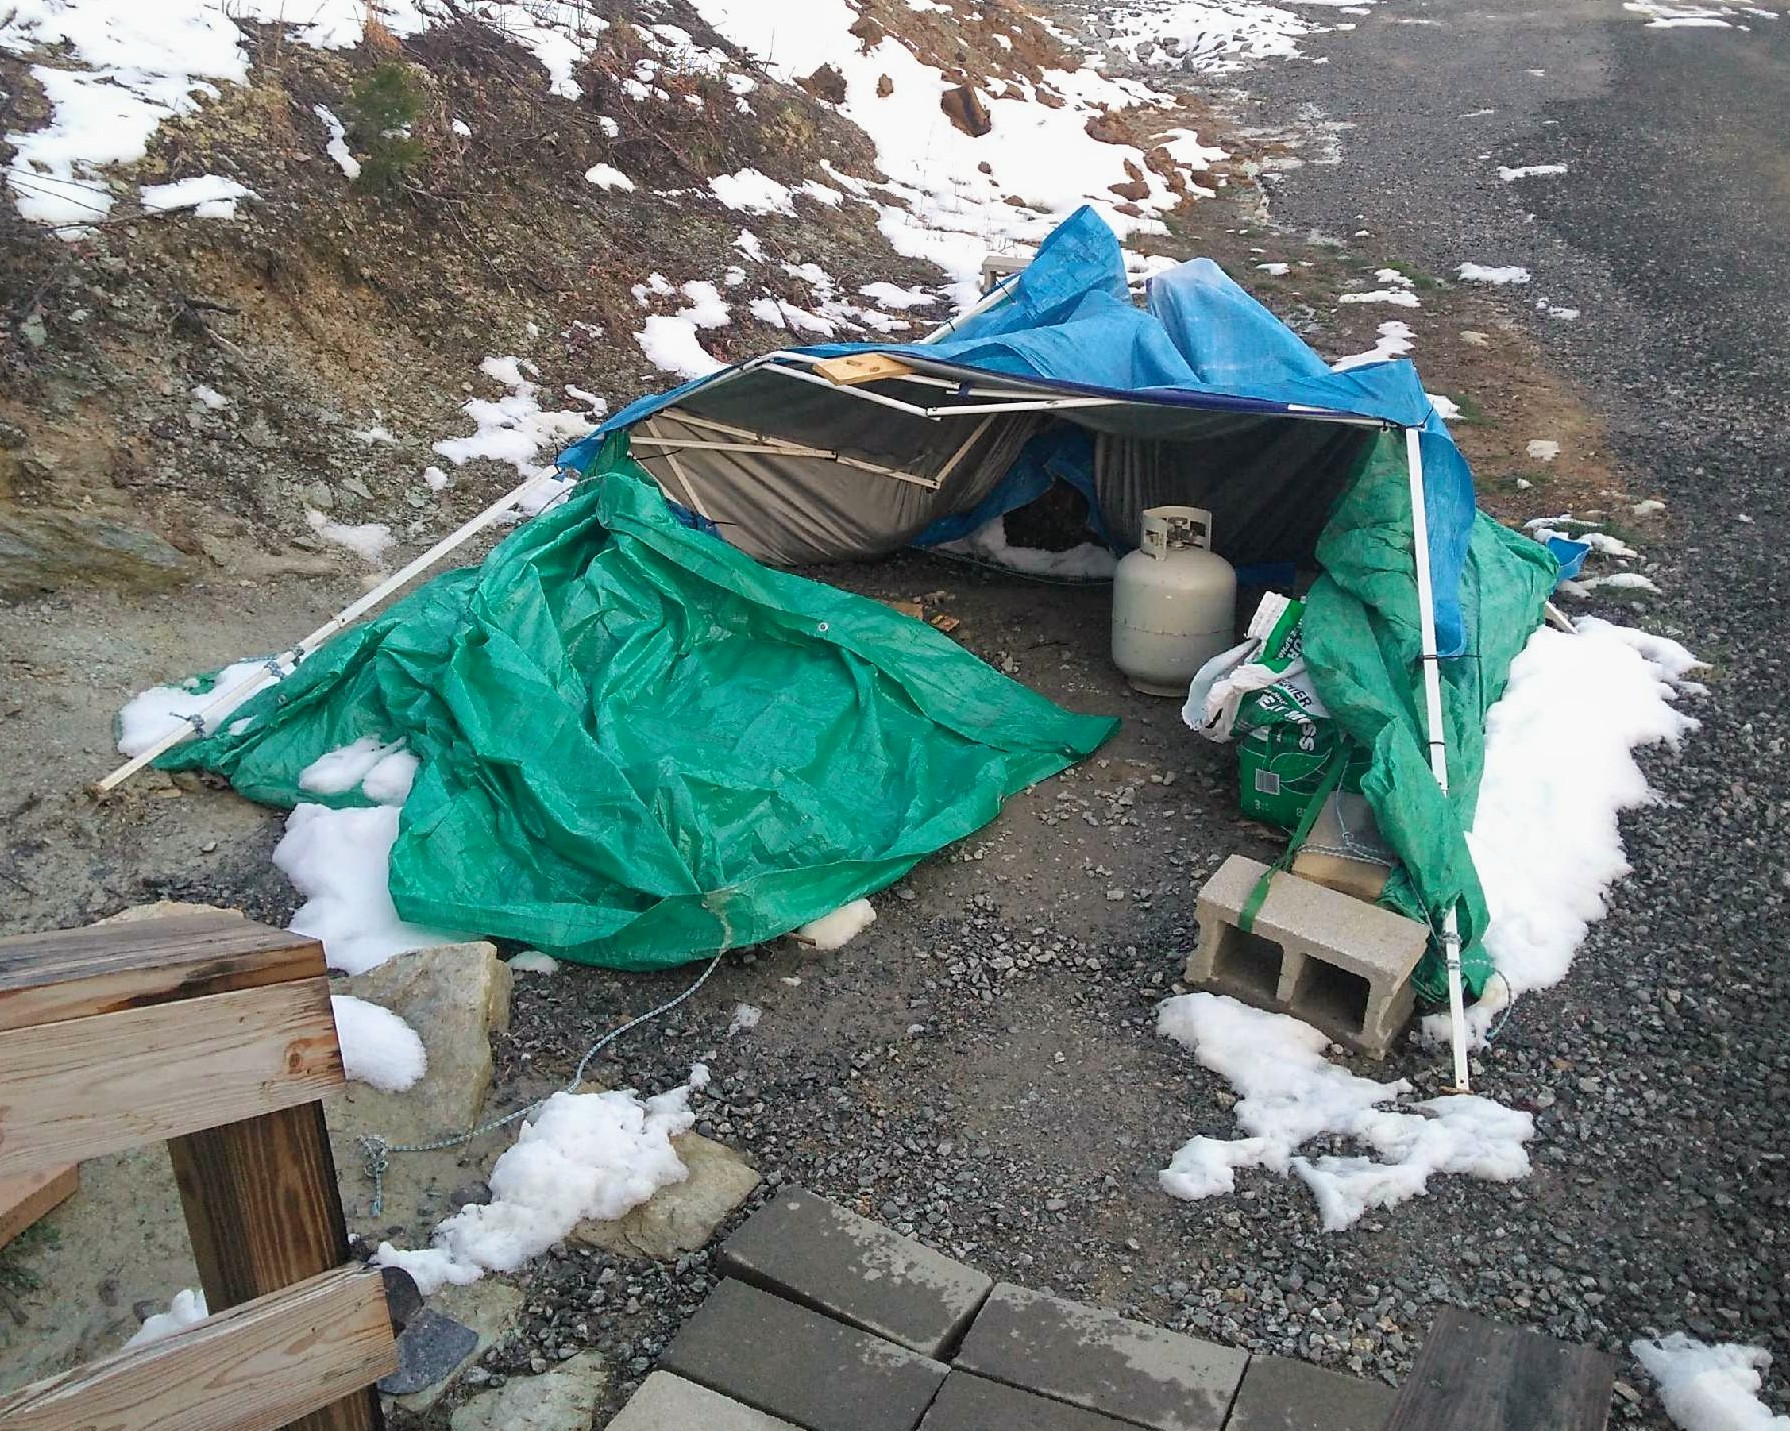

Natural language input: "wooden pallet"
[1386,1306,1616,1431]
[0,909,394,1431]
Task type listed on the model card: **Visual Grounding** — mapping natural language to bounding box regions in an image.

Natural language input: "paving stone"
[660,1278,946,1431]
[919,1371,1142,1431]
[717,1186,991,1356]
[607,1372,802,1430]
[955,1283,1247,1431]
[576,1132,760,1259]
[1225,1355,1395,1431]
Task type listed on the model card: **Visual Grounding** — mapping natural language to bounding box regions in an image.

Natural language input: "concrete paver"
[659,1278,946,1431]
[717,1186,992,1357]
[954,1282,1248,1431]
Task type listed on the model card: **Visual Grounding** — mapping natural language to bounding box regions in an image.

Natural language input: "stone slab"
[1226,1355,1395,1431]
[394,1277,523,1413]
[448,1350,607,1431]
[660,1278,946,1431]
[920,1371,1142,1431]
[717,1186,990,1357]
[607,1372,802,1430]
[576,1133,759,1260]
[955,1283,1247,1431]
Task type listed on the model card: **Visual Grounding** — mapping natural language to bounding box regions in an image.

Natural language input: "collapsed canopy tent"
[560,206,1559,1012]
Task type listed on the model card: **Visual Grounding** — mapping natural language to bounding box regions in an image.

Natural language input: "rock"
[0,503,191,595]
[940,85,991,138]
[397,1279,524,1413]
[848,13,884,46]
[574,1132,759,1259]
[798,64,848,105]
[332,940,512,1133]
[876,74,894,98]
[448,1350,607,1431]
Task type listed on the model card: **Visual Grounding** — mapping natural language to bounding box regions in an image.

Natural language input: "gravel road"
[512,7,1790,1426]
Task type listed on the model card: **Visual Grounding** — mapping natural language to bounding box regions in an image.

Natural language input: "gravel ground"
[472,6,1790,1426]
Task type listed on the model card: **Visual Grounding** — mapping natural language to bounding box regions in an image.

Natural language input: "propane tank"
[1111,506,1237,697]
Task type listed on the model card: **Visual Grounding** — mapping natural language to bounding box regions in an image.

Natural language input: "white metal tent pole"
[96,468,563,794]
[919,272,1019,344]
[1404,424,1472,1093]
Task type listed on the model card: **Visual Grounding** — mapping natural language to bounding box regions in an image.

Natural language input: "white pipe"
[96,469,563,793]
[1404,425,1472,1093]
[919,273,1018,344]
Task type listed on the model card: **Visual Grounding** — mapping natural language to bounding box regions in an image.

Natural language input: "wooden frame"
[0,909,394,1431]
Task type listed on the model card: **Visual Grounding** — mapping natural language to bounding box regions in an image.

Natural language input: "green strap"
[1238,750,1348,934]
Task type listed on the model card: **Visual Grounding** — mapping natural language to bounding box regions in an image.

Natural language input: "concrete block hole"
[1211,926,1284,1000]
[1293,958,1371,1034]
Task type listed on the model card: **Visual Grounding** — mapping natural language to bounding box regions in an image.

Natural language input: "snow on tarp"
[150,459,1116,971]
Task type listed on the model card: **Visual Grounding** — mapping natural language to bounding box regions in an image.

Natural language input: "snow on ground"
[1421,617,1702,1045]
[191,383,229,409]
[1338,287,1420,308]
[314,103,360,180]
[1331,319,1413,371]
[1458,262,1532,285]
[1157,993,1534,1231]
[584,162,635,192]
[1624,1,1774,27]
[433,355,602,512]
[509,949,560,975]
[1633,1333,1790,1430]
[305,507,393,566]
[1104,0,1375,73]
[116,657,271,756]
[1526,439,1561,461]
[728,1002,762,1035]
[138,173,255,217]
[332,994,428,1093]
[794,898,878,950]
[1498,163,1568,181]
[123,1288,208,1349]
[687,0,1218,305]
[374,1067,709,1294]
[938,514,1118,579]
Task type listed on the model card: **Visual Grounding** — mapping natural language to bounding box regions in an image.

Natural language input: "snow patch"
[1526,439,1561,462]
[509,950,559,975]
[1458,262,1532,285]
[116,658,271,758]
[1422,618,1702,1045]
[1632,1333,1790,1431]
[306,508,393,566]
[373,1068,708,1293]
[314,104,361,181]
[1498,163,1568,181]
[1157,993,1533,1231]
[139,173,256,218]
[433,354,600,512]
[584,163,636,191]
[124,1288,208,1349]
[795,898,878,950]
[332,994,427,1093]
[938,514,1117,579]
[1331,320,1413,372]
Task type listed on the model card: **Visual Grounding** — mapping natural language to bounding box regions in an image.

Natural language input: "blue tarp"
[563,206,1480,653]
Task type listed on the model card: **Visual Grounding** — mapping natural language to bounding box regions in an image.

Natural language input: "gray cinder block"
[659,1278,947,1431]
[1186,855,1428,1057]
[717,1187,992,1357]
[954,1283,1248,1431]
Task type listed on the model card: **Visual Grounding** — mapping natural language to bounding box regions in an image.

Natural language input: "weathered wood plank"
[0,1165,78,1249]
[0,911,322,1033]
[812,352,916,386]
[0,1264,395,1431]
[171,1102,380,1431]
[1386,1306,1614,1431]
[0,979,343,1180]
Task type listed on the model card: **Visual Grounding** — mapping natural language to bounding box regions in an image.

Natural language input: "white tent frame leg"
[1404,424,1472,1093]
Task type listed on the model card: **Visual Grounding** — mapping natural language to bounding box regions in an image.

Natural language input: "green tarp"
[161,442,1116,968]
[1304,431,1558,1002]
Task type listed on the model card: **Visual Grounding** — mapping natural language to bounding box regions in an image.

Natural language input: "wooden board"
[0,911,322,1033]
[1386,1306,1615,1431]
[0,979,343,1180]
[811,352,916,386]
[0,1165,78,1249]
[0,1263,395,1431]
